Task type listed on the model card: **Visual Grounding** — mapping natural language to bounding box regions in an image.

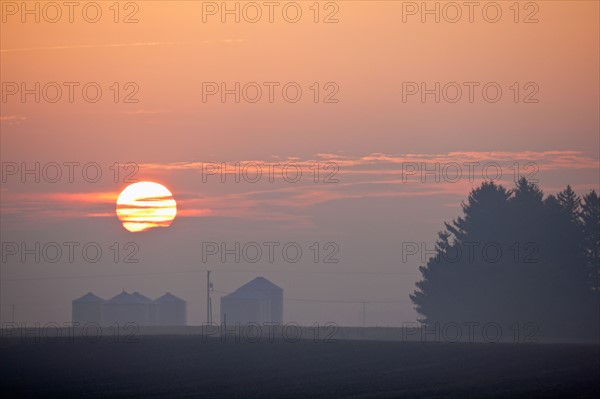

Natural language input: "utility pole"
[206,270,212,324]
[362,301,366,327]
[11,304,15,323]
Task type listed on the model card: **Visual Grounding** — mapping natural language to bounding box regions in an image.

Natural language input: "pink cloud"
[2,151,597,226]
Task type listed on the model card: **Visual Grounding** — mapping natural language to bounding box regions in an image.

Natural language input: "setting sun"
[116,182,177,233]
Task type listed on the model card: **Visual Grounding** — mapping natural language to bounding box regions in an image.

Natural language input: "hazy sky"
[1,1,599,326]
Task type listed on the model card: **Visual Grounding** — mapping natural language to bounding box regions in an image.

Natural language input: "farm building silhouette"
[72,291,186,326]
[221,277,283,324]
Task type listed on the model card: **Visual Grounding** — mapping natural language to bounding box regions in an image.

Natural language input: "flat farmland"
[1,336,599,398]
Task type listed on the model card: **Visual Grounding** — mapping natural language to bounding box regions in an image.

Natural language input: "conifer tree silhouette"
[410,179,600,339]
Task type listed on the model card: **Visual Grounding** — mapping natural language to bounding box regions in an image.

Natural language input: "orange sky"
[2,1,599,161]
[1,1,599,326]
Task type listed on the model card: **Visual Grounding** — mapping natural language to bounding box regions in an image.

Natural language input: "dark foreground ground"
[1,337,599,398]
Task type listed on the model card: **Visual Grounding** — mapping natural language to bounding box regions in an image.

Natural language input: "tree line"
[411,178,599,339]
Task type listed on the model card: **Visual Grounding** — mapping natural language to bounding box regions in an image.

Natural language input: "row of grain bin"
[72,291,186,326]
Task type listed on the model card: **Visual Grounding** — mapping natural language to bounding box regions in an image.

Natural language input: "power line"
[284,297,409,304]
[1,268,419,282]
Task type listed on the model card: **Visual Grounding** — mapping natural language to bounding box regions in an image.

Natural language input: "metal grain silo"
[132,292,159,325]
[72,292,105,325]
[155,293,187,326]
[220,277,283,324]
[103,291,152,326]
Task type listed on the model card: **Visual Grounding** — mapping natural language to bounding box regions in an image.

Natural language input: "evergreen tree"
[581,191,600,290]
[557,185,582,224]
[411,180,599,339]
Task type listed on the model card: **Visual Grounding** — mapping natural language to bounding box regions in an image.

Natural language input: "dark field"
[1,337,599,398]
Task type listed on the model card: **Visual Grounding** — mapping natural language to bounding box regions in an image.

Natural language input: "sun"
[116,182,177,232]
